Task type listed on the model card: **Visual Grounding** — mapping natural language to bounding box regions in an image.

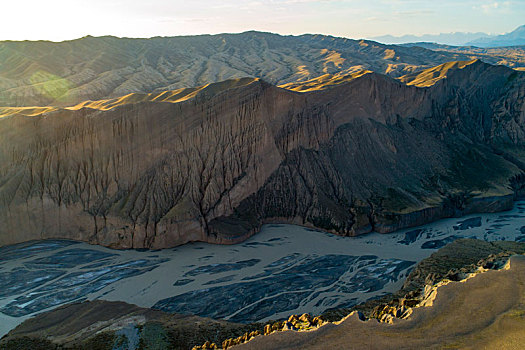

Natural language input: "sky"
[1,0,524,42]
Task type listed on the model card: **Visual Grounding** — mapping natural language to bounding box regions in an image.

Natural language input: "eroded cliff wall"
[0,61,524,248]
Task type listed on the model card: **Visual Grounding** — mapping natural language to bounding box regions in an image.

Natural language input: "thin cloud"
[478,1,511,13]
[395,9,435,16]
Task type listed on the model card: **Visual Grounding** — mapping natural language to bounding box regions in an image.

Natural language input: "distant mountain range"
[1,32,525,250]
[371,25,525,47]
[370,32,491,46]
[467,25,525,47]
[1,31,525,107]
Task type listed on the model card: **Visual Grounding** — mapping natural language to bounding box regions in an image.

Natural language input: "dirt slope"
[0,61,524,248]
[0,32,499,107]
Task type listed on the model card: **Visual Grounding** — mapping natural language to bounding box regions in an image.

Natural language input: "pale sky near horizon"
[1,0,524,42]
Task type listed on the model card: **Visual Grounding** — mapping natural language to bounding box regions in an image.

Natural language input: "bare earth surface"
[236,255,525,350]
[1,60,525,250]
[0,33,488,107]
[1,202,524,338]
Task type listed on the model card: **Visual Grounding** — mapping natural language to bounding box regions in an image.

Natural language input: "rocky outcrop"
[234,241,525,349]
[0,60,525,248]
[320,238,525,322]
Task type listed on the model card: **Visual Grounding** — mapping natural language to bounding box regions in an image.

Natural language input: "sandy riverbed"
[1,201,524,337]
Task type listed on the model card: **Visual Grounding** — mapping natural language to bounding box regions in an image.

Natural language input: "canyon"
[1,218,524,349]
[1,29,525,350]
[1,59,525,249]
[1,203,524,348]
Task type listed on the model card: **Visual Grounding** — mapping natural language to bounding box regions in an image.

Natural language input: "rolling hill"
[2,31,524,108]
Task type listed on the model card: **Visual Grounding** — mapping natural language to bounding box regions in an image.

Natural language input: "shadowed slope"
[0,300,257,350]
[3,32,525,108]
[0,32,491,107]
[0,78,259,117]
[0,61,524,249]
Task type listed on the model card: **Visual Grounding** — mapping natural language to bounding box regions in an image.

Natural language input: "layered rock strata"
[0,60,525,248]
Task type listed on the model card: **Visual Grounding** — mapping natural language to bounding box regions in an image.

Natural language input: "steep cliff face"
[212,60,525,237]
[0,60,524,248]
[0,78,283,247]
